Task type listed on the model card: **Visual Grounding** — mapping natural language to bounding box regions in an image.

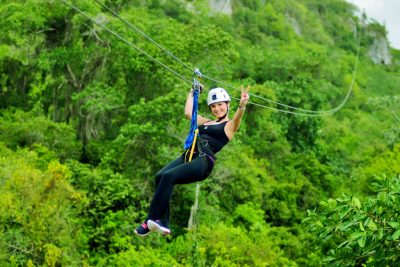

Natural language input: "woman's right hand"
[191,83,204,94]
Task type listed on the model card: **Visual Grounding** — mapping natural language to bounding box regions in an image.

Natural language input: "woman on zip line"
[134,85,250,236]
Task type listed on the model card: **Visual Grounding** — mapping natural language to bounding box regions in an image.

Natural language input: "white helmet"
[207,87,231,106]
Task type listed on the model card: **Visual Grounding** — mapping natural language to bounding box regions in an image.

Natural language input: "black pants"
[147,153,214,225]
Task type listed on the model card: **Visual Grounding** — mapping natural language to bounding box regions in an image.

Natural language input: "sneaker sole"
[134,229,150,237]
[147,220,171,235]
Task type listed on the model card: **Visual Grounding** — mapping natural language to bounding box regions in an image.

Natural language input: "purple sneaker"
[147,219,171,235]
[134,222,150,236]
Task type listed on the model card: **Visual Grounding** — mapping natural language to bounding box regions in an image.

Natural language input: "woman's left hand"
[240,85,250,106]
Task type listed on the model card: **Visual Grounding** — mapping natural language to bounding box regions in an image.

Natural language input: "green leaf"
[339,207,352,219]
[323,256,336,262]
[377,192,387,203]
[364,217,371,227]
[388,221,399,229]
[377,206,383,215]
[339,221,355,231]
[359,222,365,232]
[328,198,337,208]
[357,234,367,248]
[378,228,384,240]
[320,200,328,207]
[368,220,378,231]
[392,230,400,240]
[352,197,361,209]
[337,240,349,249]
[351,231,364,240]
[0,44,12,59]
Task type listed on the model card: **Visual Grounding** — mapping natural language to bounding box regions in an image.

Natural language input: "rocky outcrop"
[286,14,301,36]
[368,33,392,65]
[208,0,232,15]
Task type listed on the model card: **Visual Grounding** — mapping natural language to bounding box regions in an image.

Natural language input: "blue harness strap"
[184,85,199,150]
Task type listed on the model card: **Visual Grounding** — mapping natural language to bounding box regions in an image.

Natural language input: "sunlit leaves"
[304,175,400,266]
[0,144,88,266]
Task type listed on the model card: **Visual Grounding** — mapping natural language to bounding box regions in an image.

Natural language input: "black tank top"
[198,121,230,154]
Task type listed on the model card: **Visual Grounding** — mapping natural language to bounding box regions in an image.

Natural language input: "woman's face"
[210,101,228,119]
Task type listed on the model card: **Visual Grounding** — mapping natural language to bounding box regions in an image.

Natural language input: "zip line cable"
[228,95,329,116]
[61,0,192,85]
[90,0,332,115]
[202,74,331,114]
[202,32,361,116]
[93,0,195,74]
[91,0,362,116]
[201,27,362,115]
[62,0,361,116]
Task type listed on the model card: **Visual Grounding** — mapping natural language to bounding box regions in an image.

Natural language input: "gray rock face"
[286,14,301,36]
[208,0,232,15]
[368,33,392,65]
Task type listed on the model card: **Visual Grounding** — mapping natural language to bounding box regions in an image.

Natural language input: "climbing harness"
[61,0,362,116]
[184,69,205,162]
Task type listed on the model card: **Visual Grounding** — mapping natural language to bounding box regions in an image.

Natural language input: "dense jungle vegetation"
[1,0,400,266]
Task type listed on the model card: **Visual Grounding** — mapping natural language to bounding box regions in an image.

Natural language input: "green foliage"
[103,90,186,177]
[266,152,335,224]
[166,223,298,267]
[0,1,65,109]
[66,160,141,258]
[0,0,399,266]
[392,48,400,71]
[102,245,180,267]
[304,175,400,266]
[205,145,270,212]
[303,0,358,50]
[353,144,400,193]
[366,21,387,38]
[233,3,294,43]
[0,144,88,266]
[0,109,82,161]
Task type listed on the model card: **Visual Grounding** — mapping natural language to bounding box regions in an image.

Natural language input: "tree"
[0,144,88,266]
[304,175,400,266]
